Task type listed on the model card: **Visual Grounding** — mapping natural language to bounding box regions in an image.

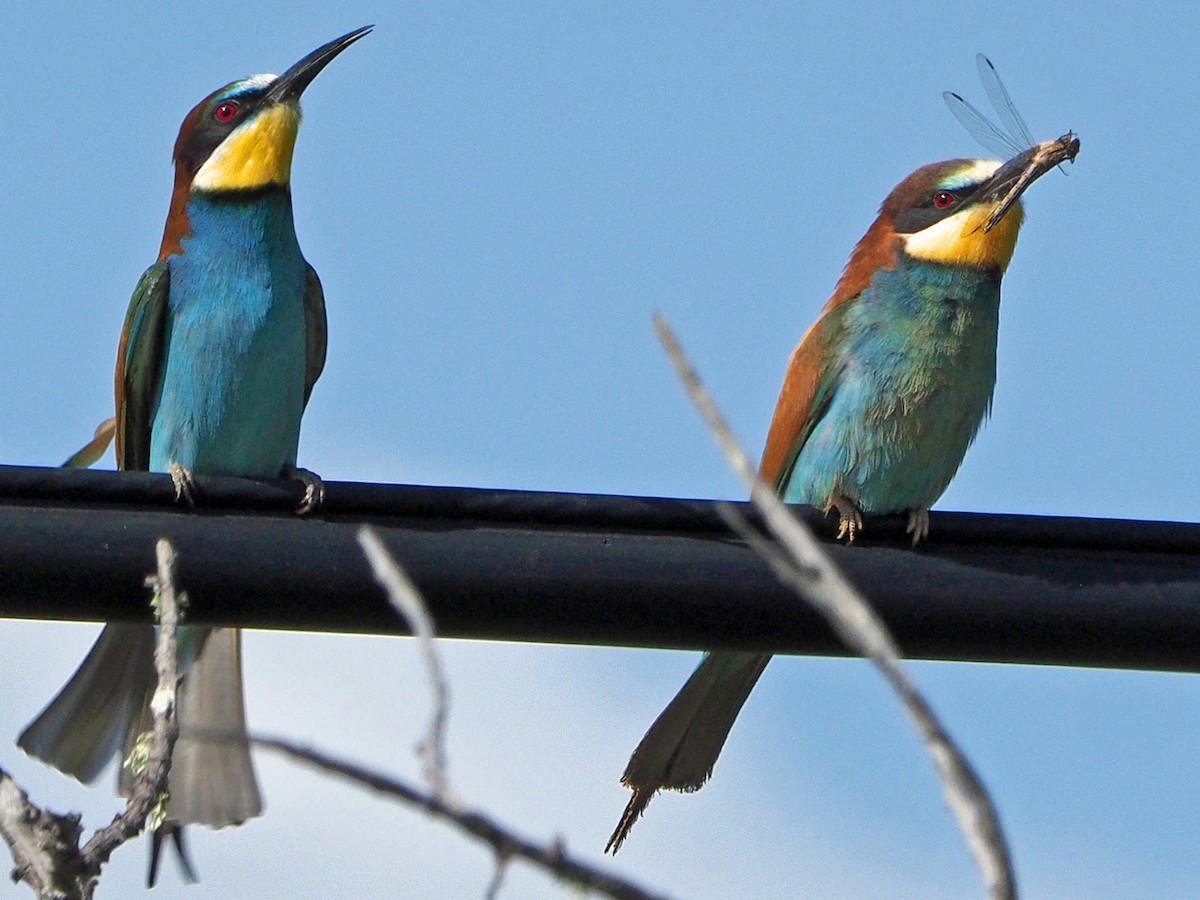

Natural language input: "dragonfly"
[944,53,1071,175]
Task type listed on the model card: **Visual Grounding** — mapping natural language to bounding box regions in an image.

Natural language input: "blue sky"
[2,2,1199,898]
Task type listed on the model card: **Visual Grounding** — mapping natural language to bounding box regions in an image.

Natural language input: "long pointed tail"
[606,788,656,855]
[606,651,771,853]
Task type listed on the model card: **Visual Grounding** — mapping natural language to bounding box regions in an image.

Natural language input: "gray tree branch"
[0,539,182,900]
[358,527,454,802]
[244,733,672,900]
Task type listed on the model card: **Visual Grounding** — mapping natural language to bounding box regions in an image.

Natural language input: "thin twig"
[654,313,1016,900]
[483,850,511,900]
[81,538,182,868]
[351,529,668,897]
[358,527,453,801]
[244,733,672,900]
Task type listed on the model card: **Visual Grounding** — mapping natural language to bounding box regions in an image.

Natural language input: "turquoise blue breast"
[149,190,309,477]
[781,256,1001,513]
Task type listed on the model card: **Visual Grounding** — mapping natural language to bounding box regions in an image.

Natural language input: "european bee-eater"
[607,133,1079,853]
[19,26,371,880]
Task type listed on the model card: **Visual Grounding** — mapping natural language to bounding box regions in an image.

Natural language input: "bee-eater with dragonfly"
[607,59,1079,853]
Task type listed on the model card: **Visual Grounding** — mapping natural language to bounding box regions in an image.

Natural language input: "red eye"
[933,191,956,209]
[213,101,239,123]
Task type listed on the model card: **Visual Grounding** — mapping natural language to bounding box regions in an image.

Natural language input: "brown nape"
[158,164,192,261]
[825,161,977,309]
[828,213,901,308]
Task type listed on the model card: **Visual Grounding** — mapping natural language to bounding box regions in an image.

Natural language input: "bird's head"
[833,134,1078,300]
[890,133,1079,270]
[158,27,370,259]
[171,26,370,194]
[889,157,1027,271]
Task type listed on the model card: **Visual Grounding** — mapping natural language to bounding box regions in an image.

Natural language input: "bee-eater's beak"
[981,132,1080,232]
[265,25,373,105]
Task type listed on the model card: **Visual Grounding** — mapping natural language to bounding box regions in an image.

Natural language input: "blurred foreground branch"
[248,733,669,900]
[354,529,667,899]
[191,533,669,900]
[358,527,453,802]
[653,313,1016,900]
[0,539,182,899]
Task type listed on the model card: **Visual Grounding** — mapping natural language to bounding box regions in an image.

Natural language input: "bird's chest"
[785,270,1001,512]
[850,283,999,419]
[150,196,309,475]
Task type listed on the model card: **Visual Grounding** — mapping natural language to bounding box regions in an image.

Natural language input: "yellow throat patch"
[902,197,1025,273]
[192,103,302,192]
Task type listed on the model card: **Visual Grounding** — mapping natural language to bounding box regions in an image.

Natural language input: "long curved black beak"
[981,132,1080,232]
[265,25,373,105]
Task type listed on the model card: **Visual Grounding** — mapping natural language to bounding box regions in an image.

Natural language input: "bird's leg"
[824,494,864,543]
[906,508,930,547]
[283,465,325,515]
[168,462,197,506]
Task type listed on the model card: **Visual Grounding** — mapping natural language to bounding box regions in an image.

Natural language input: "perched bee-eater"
[19,26,371,880]
[607,133,1079,853]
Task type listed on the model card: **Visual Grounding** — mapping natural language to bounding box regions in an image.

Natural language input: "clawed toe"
[825,494,864,543]
[905,508,930,546]
[168,462,197,506]
[284,465,325,515]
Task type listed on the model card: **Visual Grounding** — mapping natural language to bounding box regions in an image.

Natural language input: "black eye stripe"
[930,185,981,205]
[178,88,268,176]
[894,182,986,234]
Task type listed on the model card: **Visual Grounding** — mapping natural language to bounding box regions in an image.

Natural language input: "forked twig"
[0,539,183,900]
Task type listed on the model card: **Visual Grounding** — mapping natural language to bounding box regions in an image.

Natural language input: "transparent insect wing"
[975,53,1037,150]
[942,90,1025,159]
[948,54,1069,176]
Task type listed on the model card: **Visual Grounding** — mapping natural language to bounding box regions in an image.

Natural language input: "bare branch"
[81,538,182,868]
[0,773,86,899]
[358,527,453,801]
[347,529,668,896]
[236,733,672,900]
[0,539,183,899]
[655,313,1016,900]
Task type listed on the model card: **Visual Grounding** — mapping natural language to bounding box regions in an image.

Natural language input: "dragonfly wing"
[976,53,1037,150]
[942,90,1023,158]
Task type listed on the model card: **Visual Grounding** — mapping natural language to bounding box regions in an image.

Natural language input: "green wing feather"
[303,264,327,407]
[116,262,171,471]
[61,263,171,470]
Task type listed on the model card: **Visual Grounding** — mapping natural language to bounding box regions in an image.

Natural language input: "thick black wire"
[1,464,1199,672]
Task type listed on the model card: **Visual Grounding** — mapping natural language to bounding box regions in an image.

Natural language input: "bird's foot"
[283,465,325,515]
[824,494,864,543]
[168,462,197,506]
[906,508,930,547]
